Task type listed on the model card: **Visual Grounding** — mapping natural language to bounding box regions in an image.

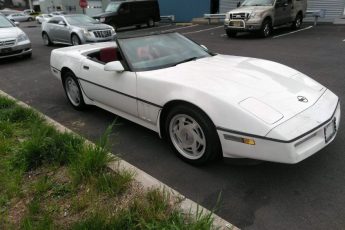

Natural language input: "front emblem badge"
[297,96,308,103]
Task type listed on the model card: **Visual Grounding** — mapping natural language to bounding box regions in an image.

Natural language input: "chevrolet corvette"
[50,32,340,165]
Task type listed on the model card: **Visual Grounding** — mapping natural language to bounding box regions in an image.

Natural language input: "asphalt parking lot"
[1,21,345,230]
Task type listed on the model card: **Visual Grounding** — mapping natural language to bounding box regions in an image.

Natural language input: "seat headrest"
[99,47,117,63]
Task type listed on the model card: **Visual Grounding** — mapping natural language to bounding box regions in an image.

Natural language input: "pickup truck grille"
[93,30,111,38]
[0,39,16,47]
[230,13,247,20]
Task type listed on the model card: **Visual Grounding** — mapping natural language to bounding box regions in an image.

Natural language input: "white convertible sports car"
[50,32,341,165]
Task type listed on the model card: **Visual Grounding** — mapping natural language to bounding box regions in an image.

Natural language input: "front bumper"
[218,90,341,164]
[81,34,116,44]
[0,41,32,59]
[224,19,262,32]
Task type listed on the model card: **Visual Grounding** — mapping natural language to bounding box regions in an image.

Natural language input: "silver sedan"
[41,14,116,46]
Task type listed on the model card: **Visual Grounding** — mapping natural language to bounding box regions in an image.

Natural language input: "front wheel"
[63,71,86,110]
[71,34,81,46]
[291,14,303,30]
[260,19,272,38]
[226,30,237,38]
[165,104,221,165]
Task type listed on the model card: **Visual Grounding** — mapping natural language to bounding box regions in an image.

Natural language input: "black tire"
[147,18,154,28]
[62,71,86,110]
[28,17,33,21]
[136,24,141,29]
[260,19,272,38]
[23,52,32,59]
[291,13,303,30]
[164,104,222,165]
[71,34,81,46]
[42,32,52,46]
[226,30,237,38]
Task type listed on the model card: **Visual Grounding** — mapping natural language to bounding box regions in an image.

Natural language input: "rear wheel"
[71,34,81,46]
[28,17,33,21]
[291,14,303,30]
[62,71,86,110]
[260,19,272,38]
[165,104,221,165]
[42,32,52,46]
[147,18,154,27]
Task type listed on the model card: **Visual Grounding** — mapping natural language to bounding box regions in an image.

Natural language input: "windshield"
[117,33,212,72]
[105,2,121,12]
[0,16,14,28]
[65,15,99,25]
[241,0,274,6]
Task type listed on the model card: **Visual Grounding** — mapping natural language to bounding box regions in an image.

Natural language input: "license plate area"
[324,118,337,143]
[230,20,244,28]
[0,48,13,54]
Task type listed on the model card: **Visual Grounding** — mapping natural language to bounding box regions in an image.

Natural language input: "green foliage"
[95,170,133,195]
[12,123,84,171]
[69,125,116,184]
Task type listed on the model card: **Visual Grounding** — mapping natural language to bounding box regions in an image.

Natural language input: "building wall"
[158,0,210,22]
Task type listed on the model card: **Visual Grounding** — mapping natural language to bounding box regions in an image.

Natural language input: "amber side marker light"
[243,138,256,145]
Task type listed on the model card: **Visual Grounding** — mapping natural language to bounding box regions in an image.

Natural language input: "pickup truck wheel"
[292,14,303,30]
[226,30,237,38]
[260,19,272,38]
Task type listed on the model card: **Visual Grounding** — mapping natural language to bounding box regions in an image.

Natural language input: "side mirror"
[200,44,208,51]
[237,1,241,7]
[58,21,66,26]
[14,21,20,26]
[104,61,125,72]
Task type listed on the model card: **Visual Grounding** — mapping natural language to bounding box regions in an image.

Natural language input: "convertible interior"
[87,47,123,64]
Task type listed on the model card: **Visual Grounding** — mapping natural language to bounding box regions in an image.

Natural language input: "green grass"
[0,95,216,229]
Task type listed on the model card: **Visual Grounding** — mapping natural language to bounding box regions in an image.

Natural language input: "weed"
[69,125,115,184]
[0,96,15,109]
[95,170,133,195]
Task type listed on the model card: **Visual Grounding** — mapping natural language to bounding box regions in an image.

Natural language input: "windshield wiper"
[174,57,198,66]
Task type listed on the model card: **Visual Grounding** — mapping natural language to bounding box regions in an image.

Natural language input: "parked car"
[36,14,52,24]
[23,9,35,15]
[41,14,116,46]
[224,0,307,37]
[50,32,340,165]
[7,13,34,22]
[93,0,160,30]
[0,14,32,59]
[50,11,67,16]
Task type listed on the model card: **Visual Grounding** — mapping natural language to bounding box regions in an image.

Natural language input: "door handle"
[83,66,89,70]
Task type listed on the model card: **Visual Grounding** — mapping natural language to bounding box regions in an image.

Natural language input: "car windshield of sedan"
[65,15,99,25]
[117,33,212,72]
[0,16,14,28]
[242,0,274,6]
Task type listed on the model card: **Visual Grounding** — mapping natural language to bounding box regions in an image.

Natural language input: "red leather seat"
[99,47,117,63]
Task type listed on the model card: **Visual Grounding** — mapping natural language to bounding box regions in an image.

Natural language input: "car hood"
[141,55,325,121]
[229,5,273,14]
[0,27,22,39]
[74,23,112,31]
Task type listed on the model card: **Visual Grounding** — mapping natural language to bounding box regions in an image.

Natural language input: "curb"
[0,90,239,230]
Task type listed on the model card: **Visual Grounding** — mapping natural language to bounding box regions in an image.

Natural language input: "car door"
[117,3,131,27]
[274,0,291,25]
[79,57,138,117]
[54,18,70,43]
[18,14,27,22]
